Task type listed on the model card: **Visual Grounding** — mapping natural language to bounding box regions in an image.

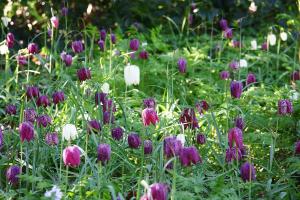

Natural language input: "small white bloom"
[268,33,276,46]
[250,39,257,50]
[62,124,78,141]
[124,64,140,86]
[45,185,63,200]
[280,32,288,41]
[290,90,299,100]
[0,43,9,55]
[142,42,148,47]
[239,59,248,68]
[101,82,110,93]
[249,2,257,13]
[176,134,186,146]
[1,17,11,27]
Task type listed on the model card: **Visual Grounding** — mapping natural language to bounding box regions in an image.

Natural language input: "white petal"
[176,134,186,146]
[101,82,110,93]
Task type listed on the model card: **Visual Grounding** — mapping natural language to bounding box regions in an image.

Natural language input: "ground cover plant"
[0,1,300,199]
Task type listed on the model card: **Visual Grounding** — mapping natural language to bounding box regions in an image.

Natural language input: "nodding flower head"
[139,50,149,60]
[77,67,91,82]
[45,132,59,145]
[63,145,81,168]
[36,95,51,108]
[163,136,183,158]
[100,29,106,40]
[6,32,15,48]
[195,100,209,115]
[144,140,153,155]
[26,86,39,99]
[230,81,243,99]
[6,165,21,185]
[5,104,17,115]
[87,120,101,134]
[196,133,206,145]
[223,28,233,39]
[52,91,65,105]
[111,127,123,141]
[50,16,59,28]
[291,71,300,81]
[71,40,84,53]
[177,58,187,73]
[128,133,141,149]
[142,108,159,126]
[179,108,199,129]
[240,162,256,182]
[129,39,139,51]
[234,116,244,130]
[19,121,34,142]
[97,143,111,165]
[219,19,228,30]
[28,43,39,54]
[278,99,293,115]
[36,114,52,127]
[246,73,256,85]
[179,146,202,167]
[228,127,243,149]
[220,70,230,80]
[143,98,156,109]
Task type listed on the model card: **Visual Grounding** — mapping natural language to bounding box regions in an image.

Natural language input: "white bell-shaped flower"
[268,33,276,46]
[124,64,140,86]
[249,2,257,13]
[176,134,186,146]
[62,124,78,141]
[239,59,248,68]
[101,82,110,93]
[280,32,288,41]
[250,40,257,50]
[0,43,9,55]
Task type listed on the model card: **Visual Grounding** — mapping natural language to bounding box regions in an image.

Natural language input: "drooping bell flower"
[124,64,140,86]
[95,92,107,105]
[63,145,81,167]
[101,82,110,94]
[129,39,139,51]
[100,29,106,40]
[163,136,183,158]
[188,14,193,25]
[291,71,300,81]
[195,100,209,115]
[280,32,288,41]
[6,32,15,48]
[229,60,239,70]
[219,19,228,30]
[87,120,101,133]
[144,140,153,155]
[248,2,257,13]
[102,99,116,112]
[47,29,52,37]
[111,127,123,141]
[223,28,233,39]
[71,40,84,53]
[228,127,243,149]
[251,40,257,50]
[220,70,230,80]
[77,67,91,82]
[97,143,111,165]
[225,147,242,163]
[142,108,159,126]
[179,108,199,129]
[143,98,156,109]
[98,40,105,51]
[36,114,52,127]
[142,183,169,200]
[267,33,276,46]
[17,55,27,66]
[28,43,39,54]
[36,95,51,107]
[231,40,241,48]
[240,162,256,182]
[177,58,187,73]
[52,91,65,105]
[19,121,34,142]
[196,133,206,145]
[103,111,115,124]
[176,134,185,146]
[26,86,39,99]
[295,141,300,155]
[5,104,17,115]
[139,50,149,60]
[239,59,248,68]
[234,117,244,130]
[230,81,243,99]
[50,16,59,28]
[179,146,202,167]
[60,52,72,66]
[128,133,141,149]
[6,165,21,185]
[278,99,293,115]
[61,7,68,16]
[45,132,59,145]
[246,73,256,85]
[62,124,78,141]
[110,34,116,44]
[261,42,268,51]
[24,108,36,122]
[190,2,197,12]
